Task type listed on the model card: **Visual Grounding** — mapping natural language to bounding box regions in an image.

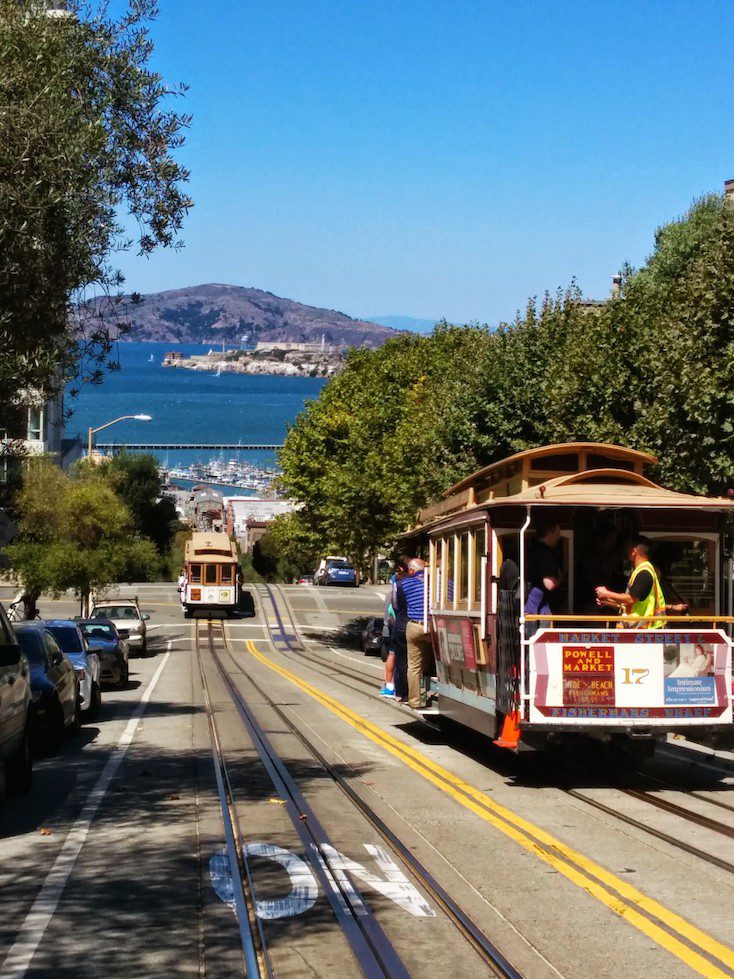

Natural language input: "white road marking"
[209,844,318,920]
[147,623,265,631]
[209,842,434,919]
[1,645,173,979]
[323,844,435,917]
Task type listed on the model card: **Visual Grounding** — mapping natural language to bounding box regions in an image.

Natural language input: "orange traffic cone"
[493,709,521,751]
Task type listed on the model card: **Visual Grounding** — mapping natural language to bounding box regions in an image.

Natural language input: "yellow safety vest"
[624,560,666,629]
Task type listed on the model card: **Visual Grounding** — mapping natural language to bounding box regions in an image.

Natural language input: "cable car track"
[566,787,734,875]
[256,586,734,884]
[197,616,413,979]
[212,617,524,978]
[255,584,384,699]
[194,619,272,978]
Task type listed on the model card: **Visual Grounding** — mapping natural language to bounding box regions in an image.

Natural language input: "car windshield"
[46,626,82,653]
[82,624,114,641]
[92,606,138,620]
[15,630,45,664]
[329,561,352,570]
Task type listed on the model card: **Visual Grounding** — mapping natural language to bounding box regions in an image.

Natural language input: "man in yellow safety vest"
[595,536,666,629]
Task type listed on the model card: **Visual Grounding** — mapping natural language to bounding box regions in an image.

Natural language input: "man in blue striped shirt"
[395,558,434,709]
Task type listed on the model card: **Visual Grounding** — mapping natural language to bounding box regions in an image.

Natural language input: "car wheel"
[183,609,192,619]
[68,696,82,735]
[141,639,149,657]
[6,720,32,795]
[84,682,102,722]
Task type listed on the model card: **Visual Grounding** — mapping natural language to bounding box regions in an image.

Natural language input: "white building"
[225,496,297,549]
[1,389,82,485]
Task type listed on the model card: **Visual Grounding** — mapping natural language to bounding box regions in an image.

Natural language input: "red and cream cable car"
[402,443,734,756]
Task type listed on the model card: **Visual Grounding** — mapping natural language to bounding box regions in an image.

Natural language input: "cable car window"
[204,564,217,585]
[446,534,456,608]
[529,453,578,472]
[650,538,716,613]
[220,565,233,584]
[457,532,469,609]
[430,539,442,607]
[472,526,485,608]
[586,453,634,471]
[439,537,448,608]
[189,564,202,583]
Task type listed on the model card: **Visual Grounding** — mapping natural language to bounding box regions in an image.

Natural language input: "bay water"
[66,342,327,484]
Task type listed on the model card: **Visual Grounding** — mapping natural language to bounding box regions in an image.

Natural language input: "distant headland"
[82,283,401,349]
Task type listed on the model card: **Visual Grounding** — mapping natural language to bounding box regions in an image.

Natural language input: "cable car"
[183,531,240,618]
[402,442,734,758]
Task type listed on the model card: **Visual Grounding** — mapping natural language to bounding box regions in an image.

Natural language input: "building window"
[28,407,43,442]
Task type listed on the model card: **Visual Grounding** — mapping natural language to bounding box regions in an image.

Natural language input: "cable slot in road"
[248,589,524,978]
[256,584,384,699]
[194,620,273,978]
[200,618,412,979]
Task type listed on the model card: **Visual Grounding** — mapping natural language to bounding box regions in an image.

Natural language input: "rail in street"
[1,580,733,978]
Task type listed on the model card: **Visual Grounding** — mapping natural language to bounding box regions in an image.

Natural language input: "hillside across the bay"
[85,283,400,347]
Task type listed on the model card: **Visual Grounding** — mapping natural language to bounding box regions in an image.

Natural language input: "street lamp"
[87,414,152,459]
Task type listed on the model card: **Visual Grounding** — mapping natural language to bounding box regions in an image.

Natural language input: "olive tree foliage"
[273,192,734,571]
[0,0,191,417]
[6,456,160,612]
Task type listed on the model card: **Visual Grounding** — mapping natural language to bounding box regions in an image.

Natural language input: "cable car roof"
[445,442,657,498]
[498,470,734,509]
[411,443,734,532]
[185,531,237,561]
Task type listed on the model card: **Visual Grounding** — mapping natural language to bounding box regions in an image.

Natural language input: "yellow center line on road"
[243,638,734,979]
[288,608,381,614]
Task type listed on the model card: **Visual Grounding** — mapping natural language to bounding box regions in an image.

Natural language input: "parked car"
[89,598,150,656]
[14,624,80,751]
[315,557,359,587]
[43,621,102,719]
[77,619,129,688]
[296,574,314,586]
[0,602,32,794]
[361,616,385,656]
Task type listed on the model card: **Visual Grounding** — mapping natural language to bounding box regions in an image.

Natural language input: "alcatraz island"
[162,338,347,378]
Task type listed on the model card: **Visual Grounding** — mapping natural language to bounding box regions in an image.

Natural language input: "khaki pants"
[406,620,434,708]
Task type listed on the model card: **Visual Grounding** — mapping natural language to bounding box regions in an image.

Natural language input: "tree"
[6,457,160,613]
[0,0,191,420]
[93,452,180,555]
[272,189,734,567]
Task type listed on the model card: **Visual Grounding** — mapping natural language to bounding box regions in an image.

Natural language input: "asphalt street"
[0,582,733,978]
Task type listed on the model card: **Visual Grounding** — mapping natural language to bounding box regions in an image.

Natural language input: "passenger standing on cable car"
[177,566,188,609]
[524,517,563,637]
[399,558,433,710]
[595,535,666,628]
[380,556,410,700]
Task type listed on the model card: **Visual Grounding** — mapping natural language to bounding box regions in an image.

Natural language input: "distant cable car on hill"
[182,531,240,618]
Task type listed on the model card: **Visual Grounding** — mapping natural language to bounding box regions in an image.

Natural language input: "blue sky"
[116,0,734,325]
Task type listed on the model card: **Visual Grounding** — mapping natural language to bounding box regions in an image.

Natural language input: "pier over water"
[96,442,284,451]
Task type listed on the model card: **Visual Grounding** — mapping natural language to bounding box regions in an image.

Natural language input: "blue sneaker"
[379,686,395,698]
